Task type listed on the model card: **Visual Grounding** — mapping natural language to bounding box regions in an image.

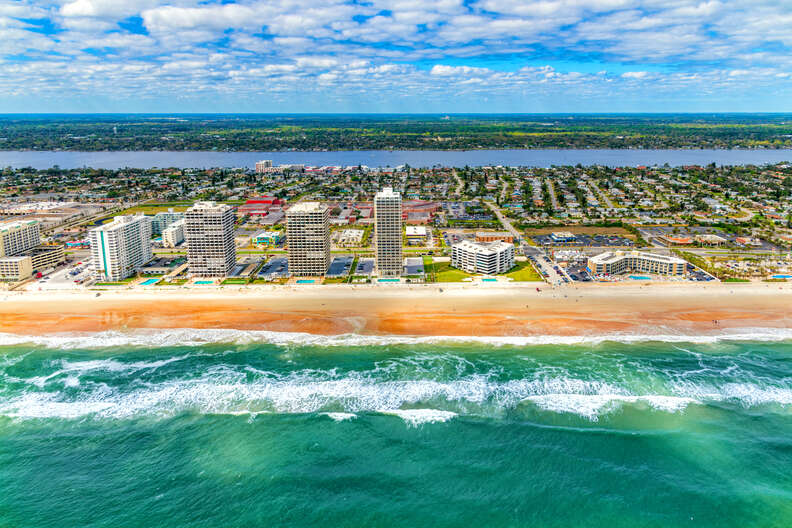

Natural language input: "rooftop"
[288,201,327,213]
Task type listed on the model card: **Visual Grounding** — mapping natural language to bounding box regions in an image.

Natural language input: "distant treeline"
[2,114,792,151]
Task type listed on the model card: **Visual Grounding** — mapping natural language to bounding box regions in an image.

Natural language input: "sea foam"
[2,326,792,350]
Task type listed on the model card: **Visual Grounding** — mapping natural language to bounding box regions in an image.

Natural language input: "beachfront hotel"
[451,240,515,275]
[0,219,40,257]
[184,201,236,278]
[374,187,402,277]
[286,202,330,276]
[587,251,686,276]
[88,215,153,281]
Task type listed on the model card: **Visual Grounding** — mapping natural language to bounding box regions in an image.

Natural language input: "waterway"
[1,149,791,169]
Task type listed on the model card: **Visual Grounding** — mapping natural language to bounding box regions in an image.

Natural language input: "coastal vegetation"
[2,114,792,151]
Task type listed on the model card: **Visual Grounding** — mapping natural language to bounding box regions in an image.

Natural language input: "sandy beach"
[1,282,791,337]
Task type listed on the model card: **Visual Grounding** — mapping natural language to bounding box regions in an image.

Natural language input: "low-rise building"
[587,251,686,276]
[405,226,428,244]
[253,230,283,246]
[151,209,185,235]
[475,231,514,244]
[451,240,515,275]
[0,255,33,281]
[162,219,185,248]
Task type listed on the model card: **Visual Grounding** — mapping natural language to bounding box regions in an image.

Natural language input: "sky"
[0,0,791,113]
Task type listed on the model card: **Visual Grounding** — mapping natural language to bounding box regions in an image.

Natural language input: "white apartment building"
[162,219,185,248]
[286,202,330,276]
[152,208,185,234]
[451,240,515,275]
[184,201,236,278]
[89,215,153,281]
[0,220,40,257]
[374,187,402,277]
[587,251,686,276]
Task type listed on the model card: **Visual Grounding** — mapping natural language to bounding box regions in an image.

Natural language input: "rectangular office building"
[374,187,402,277]
[184,201,236,278]
[286,202,330,276]
[89,215,153,281]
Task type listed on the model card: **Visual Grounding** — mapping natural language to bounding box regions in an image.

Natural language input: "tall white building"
[184,201,236,278]
[162,219,185,248]
[286,202,330,276]
[451,240,515,275]
[0,220,40,257]
[89,215,153,281]
[374,187,402,277]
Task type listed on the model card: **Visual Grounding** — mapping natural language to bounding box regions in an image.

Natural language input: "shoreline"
[2,282,791,338]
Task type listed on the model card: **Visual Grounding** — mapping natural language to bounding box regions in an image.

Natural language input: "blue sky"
[0,0,791,112]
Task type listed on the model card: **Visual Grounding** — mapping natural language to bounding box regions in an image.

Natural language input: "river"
[1,149,791,169]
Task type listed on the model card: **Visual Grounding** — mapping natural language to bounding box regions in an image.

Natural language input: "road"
[484,201,520,240]
[545,179,560,210]
[452,169,464,197]
[588,181,615,209]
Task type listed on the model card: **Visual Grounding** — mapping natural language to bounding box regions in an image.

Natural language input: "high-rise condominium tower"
[89,215,153,281]
[184,201,236,277]
[286,202,330,277]
[374,187,402,277]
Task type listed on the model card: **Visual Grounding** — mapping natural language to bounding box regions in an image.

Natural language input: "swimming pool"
[140,278,159,286]
[628,276,651,280]
[296,279,315,284]
[772,274,792,279]
[482,278,497,282]
[378,279,400,282]
[195,280,214,285]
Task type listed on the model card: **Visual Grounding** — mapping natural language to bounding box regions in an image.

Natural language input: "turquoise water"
[139,278,159,285]
[296,279,315,284]
[2,331,792,527]
[482,278,498,282]
[772,274,792,279]
[378,278,400,282]
[194,280,214,285]
[628,275,651,280]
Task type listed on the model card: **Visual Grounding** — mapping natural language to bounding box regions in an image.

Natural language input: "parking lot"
[532,234,634,248]
[564,260,592,282]
[327,256,354,277]
[355,258,375,276]
[257,257,289,279]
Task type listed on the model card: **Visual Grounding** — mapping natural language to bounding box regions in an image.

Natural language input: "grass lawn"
[221,278,249,285]
[502,261,543,282]
[157,279,188,285]
[431,261,473,282]
[723,277,751,283]
[322,277,347,284]
[116,204,190,215]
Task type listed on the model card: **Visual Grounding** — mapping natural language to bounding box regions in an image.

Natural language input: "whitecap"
[2,327,792,350]
[380,409,457,426]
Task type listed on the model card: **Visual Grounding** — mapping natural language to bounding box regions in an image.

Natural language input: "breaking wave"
[2,362,791,422]
[2,327,792,349]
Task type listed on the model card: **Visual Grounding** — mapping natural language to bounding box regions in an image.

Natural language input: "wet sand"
[1,282,791,337]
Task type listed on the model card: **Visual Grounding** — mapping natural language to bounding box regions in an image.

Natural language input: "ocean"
[1,330,792,527]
